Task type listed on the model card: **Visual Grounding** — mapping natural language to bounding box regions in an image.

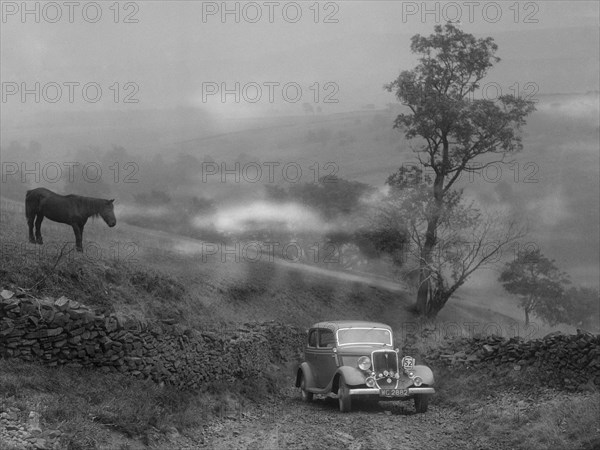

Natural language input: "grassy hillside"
[2,94,598,295]
[0,197,413,329]
[1,196,597,449]
[0,359,212,449]
[4,97,598,337]
[0,196,579,339]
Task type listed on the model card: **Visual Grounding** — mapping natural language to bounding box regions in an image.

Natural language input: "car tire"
[338,377,352,413]
[414,394,429,413]
[300,373,313,403]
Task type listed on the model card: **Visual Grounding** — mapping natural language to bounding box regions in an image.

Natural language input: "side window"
[318,329,335,348]
[308,329,317,347]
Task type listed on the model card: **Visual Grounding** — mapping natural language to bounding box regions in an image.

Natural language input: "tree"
[385,24,536,316]
[499,248,571,325]
[382,165,526,315]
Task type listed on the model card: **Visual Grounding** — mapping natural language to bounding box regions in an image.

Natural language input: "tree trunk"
[416,264,431,316]
[415,164,445,316]
[428,293,446,318]
[524,295,535,326]
[415,221,436,316]
[428,281,462,318]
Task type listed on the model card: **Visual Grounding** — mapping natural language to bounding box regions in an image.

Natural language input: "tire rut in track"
[201,390,478,450]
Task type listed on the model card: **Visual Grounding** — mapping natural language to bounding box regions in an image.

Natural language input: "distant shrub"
[267,178,374,220]
[190,196,215,213]
[134,190,172,206]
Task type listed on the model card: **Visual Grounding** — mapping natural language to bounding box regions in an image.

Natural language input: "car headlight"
[358,356,371,371]
[413,376,423,386]
[366,377,376,388]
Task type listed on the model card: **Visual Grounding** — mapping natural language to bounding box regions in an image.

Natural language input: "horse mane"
[66,194,107,218]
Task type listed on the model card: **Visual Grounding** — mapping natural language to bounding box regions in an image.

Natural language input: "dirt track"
[196,388,497,450]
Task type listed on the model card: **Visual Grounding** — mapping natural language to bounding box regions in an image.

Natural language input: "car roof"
[310,321,392,332]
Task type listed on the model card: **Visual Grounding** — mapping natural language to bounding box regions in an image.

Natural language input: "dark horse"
[26,188,116,252]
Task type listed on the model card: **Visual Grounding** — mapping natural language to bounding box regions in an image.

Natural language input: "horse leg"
[34,215,44,244]
[27,214,36,244]
[26,191,38,244]
[72,224,83,252]
[79,222,86,251]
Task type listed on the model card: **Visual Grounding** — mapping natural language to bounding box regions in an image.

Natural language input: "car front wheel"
[300,373,313,403]
[414,394,429,413]
[338,377,352,413]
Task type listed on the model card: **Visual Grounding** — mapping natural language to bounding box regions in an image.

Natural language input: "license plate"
[379,389,408,397]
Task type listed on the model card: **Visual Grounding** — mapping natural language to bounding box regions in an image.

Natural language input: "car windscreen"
[336,328,392,346]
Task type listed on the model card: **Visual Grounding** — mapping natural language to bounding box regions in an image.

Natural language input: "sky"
[1,1,599,120]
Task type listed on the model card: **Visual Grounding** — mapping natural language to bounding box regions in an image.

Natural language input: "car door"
[304,328,318,367]
[313,328,339,388]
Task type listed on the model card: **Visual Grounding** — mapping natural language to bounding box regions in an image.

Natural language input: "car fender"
[413,365,434,385]
[296,362,316,389]
[334,366,367,387]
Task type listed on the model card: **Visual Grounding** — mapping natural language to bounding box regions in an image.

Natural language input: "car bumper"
[349,387,435,396]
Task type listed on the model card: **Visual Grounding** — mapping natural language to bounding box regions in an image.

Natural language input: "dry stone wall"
[3,293,598,392]
[0,295,305,389]
[427,331,600,390]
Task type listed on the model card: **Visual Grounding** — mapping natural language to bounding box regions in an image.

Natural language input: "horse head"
[100,199,117,227]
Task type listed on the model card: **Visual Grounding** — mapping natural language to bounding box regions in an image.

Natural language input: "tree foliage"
[326,226,409,265]
[383,165,525,314]
[385,24,536,316]
[499,248,571,326]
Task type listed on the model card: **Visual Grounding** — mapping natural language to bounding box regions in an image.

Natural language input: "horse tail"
[25,189,39,220]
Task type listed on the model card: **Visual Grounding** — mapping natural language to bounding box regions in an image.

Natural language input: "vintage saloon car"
[296,321,435,413]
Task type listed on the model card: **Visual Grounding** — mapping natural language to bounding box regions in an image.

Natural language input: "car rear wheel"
[300,373,313,403]
[414,394,429,413]
[338,377,352,413]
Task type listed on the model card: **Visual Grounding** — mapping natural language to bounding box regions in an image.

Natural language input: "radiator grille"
[372,350,399,388]
[372,351,399,373]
